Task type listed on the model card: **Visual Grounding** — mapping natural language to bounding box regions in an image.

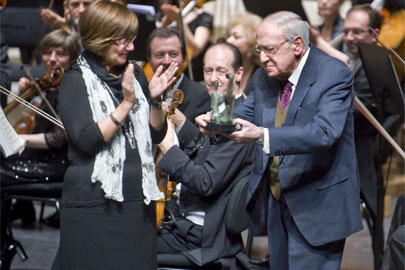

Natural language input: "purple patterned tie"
[280,81,293,111]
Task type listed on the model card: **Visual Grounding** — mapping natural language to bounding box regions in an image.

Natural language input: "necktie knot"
[280,80,293,111]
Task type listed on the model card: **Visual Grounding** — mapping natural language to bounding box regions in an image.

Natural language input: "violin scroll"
[167,89,184,118]
[35,67,64,91]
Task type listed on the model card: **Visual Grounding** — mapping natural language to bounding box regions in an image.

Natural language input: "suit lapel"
[280,48,317,164]
[285,48,318,126]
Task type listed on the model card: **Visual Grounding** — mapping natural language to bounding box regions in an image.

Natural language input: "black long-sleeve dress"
[58,51,166,270]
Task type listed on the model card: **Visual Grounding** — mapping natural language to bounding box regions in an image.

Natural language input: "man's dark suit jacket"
[157,133,253,267]
[235,46,363,247]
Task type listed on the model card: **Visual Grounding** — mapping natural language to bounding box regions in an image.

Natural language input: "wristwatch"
[151,98,162,109]
[256,127,264,145]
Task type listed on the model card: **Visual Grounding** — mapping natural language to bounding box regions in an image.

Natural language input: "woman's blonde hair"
[79,0,138,57]
[228,12,262,63]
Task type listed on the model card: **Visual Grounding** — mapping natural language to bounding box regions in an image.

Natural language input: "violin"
[4,67,64,134]
[155,89,184,229]
[4,67,64,115]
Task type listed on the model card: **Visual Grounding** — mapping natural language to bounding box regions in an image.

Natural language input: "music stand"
[243,0,308,20]
[358,42,405,117]
[358,42,405,269]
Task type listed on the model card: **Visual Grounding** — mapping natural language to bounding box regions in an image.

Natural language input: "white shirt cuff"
[262,127,270,154]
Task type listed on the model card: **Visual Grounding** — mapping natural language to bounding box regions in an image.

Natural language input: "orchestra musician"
[156,0,213,81]
[146,27,210,148]
[316,0,345,46]
[56,1,177,269]
[156,42,253,269]
[226,11,262,97]
[197,11,363,269]
[41,0,94,36]
[0,28,80,268]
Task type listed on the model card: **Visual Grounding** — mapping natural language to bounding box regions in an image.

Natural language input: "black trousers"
[157,214,202,254]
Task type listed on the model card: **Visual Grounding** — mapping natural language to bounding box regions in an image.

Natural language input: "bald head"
[203,43,243,96]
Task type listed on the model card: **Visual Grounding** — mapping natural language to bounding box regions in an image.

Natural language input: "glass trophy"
[205,73,241,133]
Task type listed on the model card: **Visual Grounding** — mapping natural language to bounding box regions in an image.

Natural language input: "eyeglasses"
[43,51,69,59]
[342,28,367,36]
[255,39,288,56]
[113,37,136,47]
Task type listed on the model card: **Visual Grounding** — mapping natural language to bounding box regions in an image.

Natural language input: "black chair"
[2,182,63,223]
[157,175,250,270]
[0,180,63,270]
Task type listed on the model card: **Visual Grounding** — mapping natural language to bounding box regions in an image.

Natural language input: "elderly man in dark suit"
[197,11,363,269]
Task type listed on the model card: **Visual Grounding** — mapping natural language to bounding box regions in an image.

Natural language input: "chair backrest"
[225,174,250,235]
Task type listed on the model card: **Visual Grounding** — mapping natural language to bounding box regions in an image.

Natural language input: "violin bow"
[21,66,62,122]
[174,0,194,80]
[0,85,64,129]
[354,96,405,160]
[369,27,405,66]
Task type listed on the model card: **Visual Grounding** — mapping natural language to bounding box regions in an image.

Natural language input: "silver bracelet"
[110,113,123,127]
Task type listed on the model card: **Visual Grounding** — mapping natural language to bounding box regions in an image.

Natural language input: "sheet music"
[0,107,25,158]
[127,4,156,16]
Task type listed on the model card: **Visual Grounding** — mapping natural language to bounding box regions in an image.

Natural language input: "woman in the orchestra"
[57,1,177,269]
[1,28,79,210]
[226,12,262,97]
[16,29,79,151]
[316,0,345,47]
[0,29,79,268]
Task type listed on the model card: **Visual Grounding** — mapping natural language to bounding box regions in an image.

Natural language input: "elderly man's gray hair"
[264,11,309,49]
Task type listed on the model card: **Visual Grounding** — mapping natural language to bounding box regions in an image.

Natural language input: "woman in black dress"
[58,1,178,269]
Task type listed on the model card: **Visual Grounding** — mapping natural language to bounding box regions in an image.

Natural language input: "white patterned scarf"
[77,55,163,204]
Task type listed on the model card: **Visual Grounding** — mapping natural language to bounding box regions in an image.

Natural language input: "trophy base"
[205,122,241,133]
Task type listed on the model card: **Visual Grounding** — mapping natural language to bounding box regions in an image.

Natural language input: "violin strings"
[0,85,64,129]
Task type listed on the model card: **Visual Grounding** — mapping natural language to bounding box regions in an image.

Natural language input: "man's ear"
[293,36,304,56]
[63,1,68,12]
[235,66,244,85]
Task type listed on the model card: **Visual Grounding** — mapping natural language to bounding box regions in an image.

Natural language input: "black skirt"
[59,200,157,270]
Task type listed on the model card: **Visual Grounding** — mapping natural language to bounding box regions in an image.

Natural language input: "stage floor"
[8,196,399,270]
